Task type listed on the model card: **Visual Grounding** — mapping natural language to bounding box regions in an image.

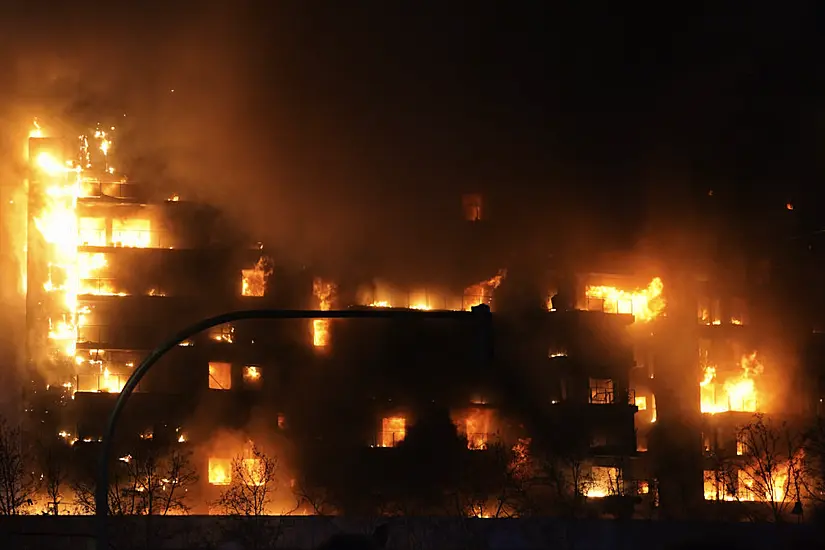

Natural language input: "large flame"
[700,352,764,414]
[583,277,665,322]
[29,120,154,391]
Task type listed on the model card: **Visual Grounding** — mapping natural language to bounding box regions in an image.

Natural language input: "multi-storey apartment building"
[21,126,660,516]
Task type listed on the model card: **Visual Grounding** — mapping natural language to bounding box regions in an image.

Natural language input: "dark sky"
[1,2,823,268]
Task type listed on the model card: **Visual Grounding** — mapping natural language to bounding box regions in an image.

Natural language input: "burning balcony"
[589,378,615,405]
[582,277,665,323]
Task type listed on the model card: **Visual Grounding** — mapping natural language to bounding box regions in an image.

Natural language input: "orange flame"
[583,277,665,322]
[700,352,764,414]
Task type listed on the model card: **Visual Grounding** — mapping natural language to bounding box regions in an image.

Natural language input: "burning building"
[16,122,815,520]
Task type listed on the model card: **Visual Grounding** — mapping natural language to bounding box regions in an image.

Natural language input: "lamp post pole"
[95,305,491,549]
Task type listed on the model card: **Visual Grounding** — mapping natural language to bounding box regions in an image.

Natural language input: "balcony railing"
[373,431,406,448]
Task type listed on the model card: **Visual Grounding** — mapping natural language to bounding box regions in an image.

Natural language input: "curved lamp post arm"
[96,306,491,549]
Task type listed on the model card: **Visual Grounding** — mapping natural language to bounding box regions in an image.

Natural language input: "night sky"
[1,2,823,266]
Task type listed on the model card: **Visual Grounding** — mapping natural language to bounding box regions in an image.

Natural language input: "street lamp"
[96,305,491,549]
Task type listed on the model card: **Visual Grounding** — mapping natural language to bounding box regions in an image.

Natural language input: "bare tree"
[215,445,287,516]
[0,416,37,515]
[73,446,197,515]
[801,416,825,510]
[734,414,805,522]
[214,445,298,550]
[39,443,70,515]
[534,441,596,517]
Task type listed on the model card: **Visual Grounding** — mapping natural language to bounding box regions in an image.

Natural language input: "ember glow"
[700,352,764,414]
[583,277,665,322]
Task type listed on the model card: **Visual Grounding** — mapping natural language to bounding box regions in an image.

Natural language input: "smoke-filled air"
[0,4,824,550]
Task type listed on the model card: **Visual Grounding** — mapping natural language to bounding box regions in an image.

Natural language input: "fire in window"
[241,257,271,297]
[455,408,494,450]
[111,218,151,248]
[208,362,232,390]
[635,396,647,411]
[379,416,406,447]
[462,193,483,221]
[210,323,235,344]
[703,470,726,500]
[79,217,106,246]
[208,458,231,485]
[243,366,262,386]
[277,414,287,430]
[589,378,614,404]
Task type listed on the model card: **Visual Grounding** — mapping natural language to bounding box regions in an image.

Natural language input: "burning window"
[586,466,621,498]
[210,323,235,343]
[379,416,406,447]
[698,297,722,325]
[241,257,272,297]
[700,352,763,414]
[729,297,748,326]
[75,371,127,393]
[455,408,494,450]
[589,378,614,404]
[79,217,106,246]
[208,362,232,390]
[703,470,729,501]
[242,458,265,486]
[277,414,287,430]
[462,193,483,221]
[243,366,262,387]
[637,480,650,495]
[584,277,665,323]
[111,218,151,248]
[312,278,335,348]
[208,458,232,485]
[635,396,647,411]
[463,270,506,310]
[736,432,745,456]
